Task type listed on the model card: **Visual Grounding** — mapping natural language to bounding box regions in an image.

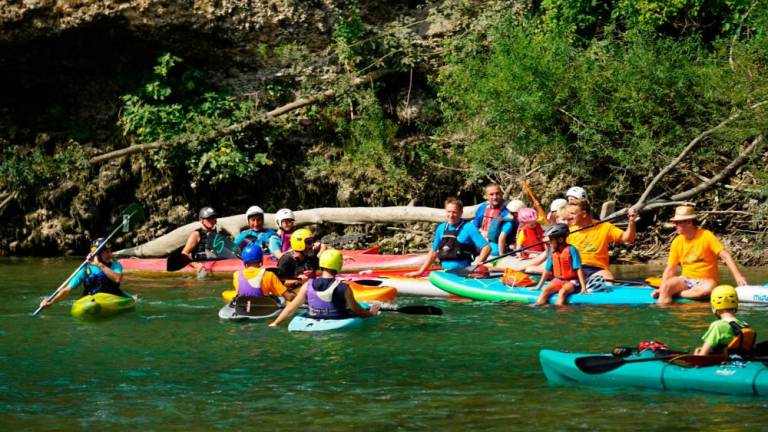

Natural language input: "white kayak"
[737,284,768,304]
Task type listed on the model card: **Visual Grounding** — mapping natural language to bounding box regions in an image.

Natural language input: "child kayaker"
[516,208,545,259]
[269,249,379,327]
[530,224,586,306]
[269,208,296,260]
[694,285,756,356]
[233,243,295,302]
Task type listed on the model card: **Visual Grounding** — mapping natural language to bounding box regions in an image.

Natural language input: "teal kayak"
[539,349,768,396]
[287,312,377,332]
[429,271,691,305]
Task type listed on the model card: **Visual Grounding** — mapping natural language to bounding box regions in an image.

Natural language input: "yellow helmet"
[319,249,343,273]
[710,285,738,312]
[290,228,314,252]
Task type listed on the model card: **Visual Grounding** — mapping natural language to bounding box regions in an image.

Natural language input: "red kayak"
[120,247,426,277]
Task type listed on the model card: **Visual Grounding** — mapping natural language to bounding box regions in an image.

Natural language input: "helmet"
[245,206,264,219]
[290,228,314,252]
[506,199,525,213]
[241,243,264,264]
[90,237,108,252]
[710,285,738,312]
[550,198,568,213]
[319,249,343,272]
[199,207,217,219]
[275,208,295,227]
[544,223,569,239]
[566,187,587,201]
[518,208,538,224]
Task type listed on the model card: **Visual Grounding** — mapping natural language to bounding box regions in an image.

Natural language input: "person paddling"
[233,243,294,302]
[234,206,276,251]
[694,285,755,356]
[654,206,748,305]
[38,238,127,310]
[269,249,379,327]
[269,208,296,260]
[181,206,221,276]
[405,197,491,276]
[530,224,587,306]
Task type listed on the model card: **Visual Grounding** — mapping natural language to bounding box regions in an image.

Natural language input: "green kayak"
[540,349,768,396]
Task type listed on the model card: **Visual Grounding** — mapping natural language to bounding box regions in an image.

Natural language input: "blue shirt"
[431,221,489,270]
[543,245,582,275]
[472,202,507,229]
[489,218,517,255]
[68,261,123,289]
[234,228,277,251]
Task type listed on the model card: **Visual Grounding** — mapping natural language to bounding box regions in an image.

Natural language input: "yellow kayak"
[221,281,397,303]
[71,293,137,319]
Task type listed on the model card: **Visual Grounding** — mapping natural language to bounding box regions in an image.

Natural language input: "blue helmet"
[241,243,264,264]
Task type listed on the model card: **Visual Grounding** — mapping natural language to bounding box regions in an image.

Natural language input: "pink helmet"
[518,207,538,224]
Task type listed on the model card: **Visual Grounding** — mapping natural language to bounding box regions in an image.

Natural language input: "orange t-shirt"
[667,228,724,282]
[233,268,287,297]
[568,221,624,269]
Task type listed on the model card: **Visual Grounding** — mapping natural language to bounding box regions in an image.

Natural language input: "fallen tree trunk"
[115,204,481,257]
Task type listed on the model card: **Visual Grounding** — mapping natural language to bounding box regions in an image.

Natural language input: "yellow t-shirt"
[668,228,724,282]
[568,221,624,269]
[232,268,287,297]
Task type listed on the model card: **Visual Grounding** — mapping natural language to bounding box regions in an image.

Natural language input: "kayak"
[736,284,768,304]
[220,280,397,303]
[120,249,425,277]
[429,271,692,304]
[287,312,377,332]
[71,293,137,319]
[218,297,283,321]
[340,274,446,297]
[539,349,768,396]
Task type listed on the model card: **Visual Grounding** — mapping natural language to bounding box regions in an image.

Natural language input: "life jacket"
[192,228,215,261]
[82,264,123,297]
[480,204,504,232]
[486,213,514,246]
[725,321,756,355]
[437,221,476,263]
[306,278,350,319]
[551,245,578,280]
[235,269,266,297]
[237,229,272,251]
[520,223,545,252]
[278,229,292,253]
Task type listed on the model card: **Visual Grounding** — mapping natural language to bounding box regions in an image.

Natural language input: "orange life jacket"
[551,245,578,280]
[520,223,545,252]
[726,321,756,355]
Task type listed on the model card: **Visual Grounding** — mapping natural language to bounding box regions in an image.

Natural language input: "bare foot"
[651,289,659,298]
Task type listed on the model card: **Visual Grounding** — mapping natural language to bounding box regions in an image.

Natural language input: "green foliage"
[119,53,269,185]
[333,2,368,69]
[0,142,88,198]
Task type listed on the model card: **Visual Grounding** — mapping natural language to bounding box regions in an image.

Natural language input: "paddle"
[449,214,627,276]
[575,353,687,374]
[521,180,547,221]
[33,203,145,317]
[379,305,443,315]
[166,251,192,272]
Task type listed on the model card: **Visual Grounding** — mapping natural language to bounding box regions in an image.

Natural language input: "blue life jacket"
[83,263,124,297]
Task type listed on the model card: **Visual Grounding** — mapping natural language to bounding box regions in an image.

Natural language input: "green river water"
[2,258,768,431]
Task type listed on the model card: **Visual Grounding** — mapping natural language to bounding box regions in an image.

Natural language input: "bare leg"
[593,269,615,284]
[535,285,558,306]
[657,277,689,305]
[524,263,545,274]
[555,282,576,306]
[678,279,717,300]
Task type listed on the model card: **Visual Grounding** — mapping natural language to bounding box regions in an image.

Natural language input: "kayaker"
[234,206,277,251]
[496,199,524,256]
[529,224,586,306]
[268,208,296,259]
[566,200,637,282]
[276,228,325,287]
[473,183,507,239]
[269,249,379,327]
[654,206,748,305]
[181,206,220,275]
[694,285,755,356]
[547,198,568,224]
[233,243,294,301]
[405,197,491,276]
[566,186,588,205]
[516,208,545,259]
[38,238,127,310]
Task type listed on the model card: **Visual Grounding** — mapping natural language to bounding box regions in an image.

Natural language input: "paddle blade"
[575,355,626,374]
[667,354,728,368]
[114,203,145,231]
[166,252,192,272]
[384,305,443,315]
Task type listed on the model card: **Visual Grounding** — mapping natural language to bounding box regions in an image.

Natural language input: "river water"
[2,258,768,430]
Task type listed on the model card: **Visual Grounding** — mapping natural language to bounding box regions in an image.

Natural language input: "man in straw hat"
[654,205,748,305]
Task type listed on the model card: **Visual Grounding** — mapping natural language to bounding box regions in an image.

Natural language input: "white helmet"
[275,208,295,226]
[566,186,587,200]
[245,205,264,220]
[506,199,525,213]
[550,198,568,212]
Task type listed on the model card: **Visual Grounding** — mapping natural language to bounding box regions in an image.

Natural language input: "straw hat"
[669,205,697,222]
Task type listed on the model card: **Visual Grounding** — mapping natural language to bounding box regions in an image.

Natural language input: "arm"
[661,263,678,284]
[531,270,550,291]
[404,250,438,277]
[497,232,507,256]
[181,230,201,258]
[576,268,587,293]
[619,207,638,244]
[96,260,123,284]
[39,286,72,309]
[694,341,713,356]
[719,250,748,286]
[474,245,491,265]
[269,284,307,326]
[269,233,284,259]
[345,287,380,318]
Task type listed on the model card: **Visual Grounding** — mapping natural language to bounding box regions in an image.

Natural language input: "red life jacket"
[520,223,545,252]
[481,204,503,232]
[551,245,578,280]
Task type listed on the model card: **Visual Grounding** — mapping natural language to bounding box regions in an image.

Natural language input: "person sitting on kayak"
[269,249,379,327]
[654,206,748,305]
[566,200,637,282]
[276,228,325,287]
[181,206,221,275]
[547,198,568,225]
[38,238,127,310]
[495,199,524,256]
[405,197,491,276]
[473,183,507,240]
[233,243,294,301]
[530,224,586,306]
[516,208,545,259]
[694,285,755,356]
[268,208,296,260]
[234,206,276,252]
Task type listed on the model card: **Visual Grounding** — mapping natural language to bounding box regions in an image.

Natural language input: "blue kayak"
[429,271,691,305]
[540,349,768,396]
[287,312,377,332]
